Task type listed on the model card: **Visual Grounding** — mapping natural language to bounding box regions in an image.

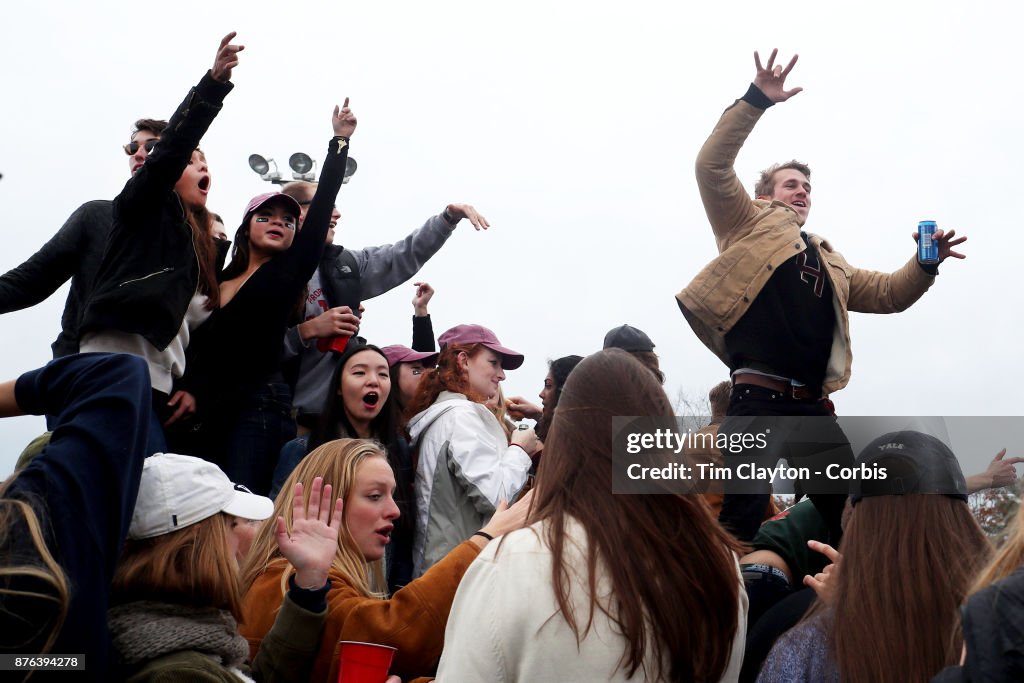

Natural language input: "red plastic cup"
[317,334,351,354]
[337,641,396,683]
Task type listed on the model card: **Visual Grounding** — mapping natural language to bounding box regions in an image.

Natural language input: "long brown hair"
[182,202,220,309]
[112,513,243,620]
[404,344,487,421]
[528,349,745,682]
[241,439,387,599]
[829,495,990,682]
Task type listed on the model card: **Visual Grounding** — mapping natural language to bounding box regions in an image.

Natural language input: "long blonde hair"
[112,512,243,620]
[0,478,70,654]
[241,439,388,598]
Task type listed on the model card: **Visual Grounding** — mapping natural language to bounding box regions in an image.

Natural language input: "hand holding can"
[917,220,939,264]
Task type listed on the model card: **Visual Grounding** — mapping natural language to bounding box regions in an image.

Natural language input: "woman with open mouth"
[405,323,541,577]
[308,342,420,592]
[168,100,357,496]
[77,34,241,456]
[240,438,532,683]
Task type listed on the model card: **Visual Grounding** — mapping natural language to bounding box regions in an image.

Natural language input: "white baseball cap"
[128,453,275,540]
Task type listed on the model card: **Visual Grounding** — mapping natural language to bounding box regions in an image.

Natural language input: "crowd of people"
[1,36,1020,682]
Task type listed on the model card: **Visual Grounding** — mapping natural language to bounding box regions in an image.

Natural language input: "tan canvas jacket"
[676,98,935,395]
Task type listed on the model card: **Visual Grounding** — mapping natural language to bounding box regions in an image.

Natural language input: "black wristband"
[442,207,458,226]
[742,83,775,110]
[473,530,494,542]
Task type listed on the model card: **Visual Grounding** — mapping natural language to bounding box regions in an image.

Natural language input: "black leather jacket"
[79,71,232,351]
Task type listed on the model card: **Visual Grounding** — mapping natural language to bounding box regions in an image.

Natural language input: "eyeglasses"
[123,139,158,156]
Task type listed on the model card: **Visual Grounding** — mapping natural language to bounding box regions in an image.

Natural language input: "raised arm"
[115,33,240,223]
[695,49,802,247]
[283,100,357,281]
[251,477,343,683]
[353,204,486,300]
[411,282,436,352]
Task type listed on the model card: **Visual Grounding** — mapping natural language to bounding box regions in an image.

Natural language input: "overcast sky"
[2,1,1021,476]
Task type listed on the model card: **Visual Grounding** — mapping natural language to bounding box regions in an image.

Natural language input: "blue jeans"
[271,435,309,500]
[195,383,296,496]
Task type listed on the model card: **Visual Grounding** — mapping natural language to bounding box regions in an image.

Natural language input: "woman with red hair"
[405,324,540,576]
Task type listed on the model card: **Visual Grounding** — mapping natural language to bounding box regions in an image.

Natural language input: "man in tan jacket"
[677,49,967,543]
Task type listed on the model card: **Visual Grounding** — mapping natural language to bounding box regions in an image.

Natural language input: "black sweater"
[180,136,350,414]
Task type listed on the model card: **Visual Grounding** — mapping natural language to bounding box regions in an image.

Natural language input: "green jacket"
[121,594,323,683]
[676,97,934,395]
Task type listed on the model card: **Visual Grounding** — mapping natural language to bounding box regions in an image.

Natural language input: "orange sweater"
[241,540,480,683]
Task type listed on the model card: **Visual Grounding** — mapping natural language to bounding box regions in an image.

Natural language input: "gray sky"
[2,1,1022,476]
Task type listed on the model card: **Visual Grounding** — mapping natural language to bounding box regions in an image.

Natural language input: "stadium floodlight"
[248,154,282,183]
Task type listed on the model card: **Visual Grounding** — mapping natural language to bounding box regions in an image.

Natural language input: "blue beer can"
[917,220,939,264]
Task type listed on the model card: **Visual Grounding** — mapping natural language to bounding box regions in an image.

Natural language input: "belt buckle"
[790,385,815,400]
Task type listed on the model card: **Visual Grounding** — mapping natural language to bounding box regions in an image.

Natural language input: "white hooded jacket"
[407,391,532,575]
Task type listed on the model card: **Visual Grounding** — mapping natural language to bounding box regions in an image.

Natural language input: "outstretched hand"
[478,490,534,541]
[803,539,841,605]
[333,98,357,138]
[968,448,1023,492]
[753,49,802,103]
[445,203,490,230]
[276,476,344,589]
[211,32,244,83]
[911,228,967,263]
[507,396,542,421]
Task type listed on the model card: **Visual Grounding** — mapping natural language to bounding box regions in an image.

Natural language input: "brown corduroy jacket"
[676,98,935,396]
[241,540,481,683]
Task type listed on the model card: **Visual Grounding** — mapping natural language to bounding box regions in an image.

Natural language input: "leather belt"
[732,373,821,400]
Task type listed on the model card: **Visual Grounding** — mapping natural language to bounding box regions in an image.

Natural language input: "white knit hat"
[128,453,274,540]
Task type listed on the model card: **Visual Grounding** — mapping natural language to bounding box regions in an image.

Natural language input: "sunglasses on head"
[123,139,159,155]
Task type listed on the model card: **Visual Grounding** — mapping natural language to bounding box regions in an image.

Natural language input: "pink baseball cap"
[242,192,302,220]
[437,324,524,370]
[381,345,439,368]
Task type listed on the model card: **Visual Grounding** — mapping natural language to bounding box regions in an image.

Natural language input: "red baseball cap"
[381,345,439,368]
[437,324,524,370]
[242,192,302,220]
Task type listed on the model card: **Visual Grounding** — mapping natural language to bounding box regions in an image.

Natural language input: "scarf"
[108,600,250,670]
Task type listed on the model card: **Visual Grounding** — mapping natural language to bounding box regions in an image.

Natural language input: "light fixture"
[248,152,358,185]
[288,152,316,181]
[247,154,282,183]
[343,157,358,184]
